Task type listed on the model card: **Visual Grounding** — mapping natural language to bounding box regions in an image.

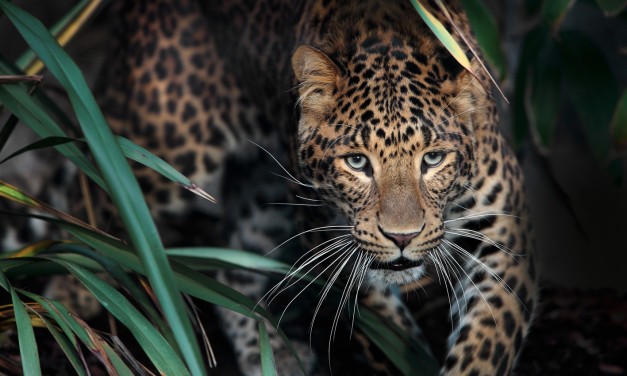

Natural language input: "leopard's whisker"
[265,236,352,302]
[433,105,492,129]
[333,247,368,341]
[260,237,350,310]
[278,233,353,283]
[442,78,473,112]
[349,252,373,338]
[273,241,355,325]
[436,247,465,327]
[440,241,499,327]
[430,250,457,331]
[442,238,528,314]
[462,181,477,193]
[310,244,358,335]
[265,225,353,256]
[445,229,525,258]
[295,195,321,202]
[270,172,314,188]
[264,202,326,207]
[332,250,363,341]
[321,246,359,365]
[444,210,526,223]
[266,238,353,305]
[249,139,315,188]
[315,245,357,322]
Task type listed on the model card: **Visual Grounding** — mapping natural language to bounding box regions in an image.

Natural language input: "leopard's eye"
[345,154,369,171]
[422,151,445,168]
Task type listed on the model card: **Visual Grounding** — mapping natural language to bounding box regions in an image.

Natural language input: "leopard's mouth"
[370,257,424,271]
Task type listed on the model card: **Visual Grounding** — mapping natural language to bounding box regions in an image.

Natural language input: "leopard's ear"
[292,45,340,115]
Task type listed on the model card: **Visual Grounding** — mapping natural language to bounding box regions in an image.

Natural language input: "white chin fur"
[365,265,427,288]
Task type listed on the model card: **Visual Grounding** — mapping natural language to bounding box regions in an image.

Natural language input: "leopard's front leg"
[440,214,537,376]
[214,149,320,376]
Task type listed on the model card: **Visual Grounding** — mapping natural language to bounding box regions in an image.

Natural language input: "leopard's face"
[293,41,480,286]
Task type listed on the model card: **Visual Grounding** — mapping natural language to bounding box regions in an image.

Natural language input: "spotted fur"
[18,0,537,375]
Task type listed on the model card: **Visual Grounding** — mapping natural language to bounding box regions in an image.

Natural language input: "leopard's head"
[292,39,484,286]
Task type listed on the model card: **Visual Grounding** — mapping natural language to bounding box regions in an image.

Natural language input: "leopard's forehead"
[318,35,473,160]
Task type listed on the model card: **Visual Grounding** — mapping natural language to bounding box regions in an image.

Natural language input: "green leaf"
[0,136,75,164]
[18,291,82,350]
[527,38,561,151]
[35,311,88,376]
[101,342,136,376]
[56,220,260,317]
[512,26,548,147]
[49,243,179,352]
[167,247,291,273]
[20,289,131,375]
[0,258,37,271]
[0,180,39,207]
[0,113,19,155]
[0,180,112,238]
[610,90,627,151]
[258,321,278,376]
[16,0,109,75]
[459,0,507,80]
[47,258,191,376]
[409,0,472,72]
[357,307,438,376]
[0,83,105,190]
[0,2,206,373]
[596,0,627,16]
[0,127,212,202]
[559,30,619,161]
[2,272,42,376]
[117,136,215,202]
[541,0,575,29]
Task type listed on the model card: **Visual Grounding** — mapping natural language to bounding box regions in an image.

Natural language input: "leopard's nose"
[379,226,421,251]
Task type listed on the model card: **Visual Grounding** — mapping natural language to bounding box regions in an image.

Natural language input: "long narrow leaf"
[459,0,506,80]
[33,311,87,376]
[2,272,42,376]
[17,0,109,75]
[610,90,627,151]
[258,321,278,376]
[167,247,291,273]
[0,129,213,201]
[0,4,206,372]
[0,57,82,137]
[47,258,191,376]
[55,220,258,317]
[541,0,575,29]
[0,180,113,239]
[512,27,546,148]
[0,113,19,155]
[0,136,75,164]
[48,243,179,352]
[427,0,507,101]
[527,38,561,152]
[117,136,215,202]
[357,307,439,376]
[596,0,627,16]
[20,289,129,374]
[559,30,619,161]
[409,0,471,71]
[18,291,81,350]
[0,84,105,189]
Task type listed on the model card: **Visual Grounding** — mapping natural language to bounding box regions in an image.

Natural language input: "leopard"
[2,0,538,375]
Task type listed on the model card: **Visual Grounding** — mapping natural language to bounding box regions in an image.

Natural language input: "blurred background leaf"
[610,90,627,151]
[460,0,507,80]
[596,0,627,16]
